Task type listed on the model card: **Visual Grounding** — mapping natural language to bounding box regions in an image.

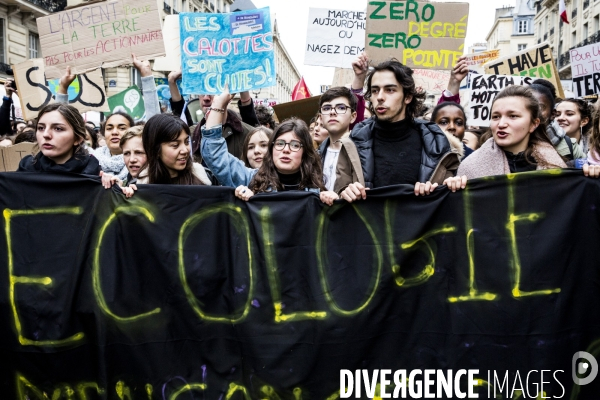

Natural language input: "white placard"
[304,8,366,69]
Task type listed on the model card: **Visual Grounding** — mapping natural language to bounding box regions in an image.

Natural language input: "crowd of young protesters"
[4,51,600,201]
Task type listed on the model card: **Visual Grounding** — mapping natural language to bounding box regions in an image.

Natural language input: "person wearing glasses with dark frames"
[201,86,340,204]
[317,86,365,198]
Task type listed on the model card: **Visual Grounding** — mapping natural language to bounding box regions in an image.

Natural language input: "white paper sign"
[304,8,366,68]
[466,74,532,126]
[153,15,181,72]
[569,43,600,97]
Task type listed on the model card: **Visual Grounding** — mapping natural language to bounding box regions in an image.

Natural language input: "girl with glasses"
[201,88,339,204]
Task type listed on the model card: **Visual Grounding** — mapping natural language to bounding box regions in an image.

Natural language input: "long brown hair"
[249,118,326,193]
[491,85,554,166]
[240,126,273,167]
[142,114,202,185]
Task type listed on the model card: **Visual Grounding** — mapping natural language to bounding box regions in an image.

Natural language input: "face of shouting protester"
[36,111,83,165]
[272,131,303,174]
[104,115,131,155]
[160,130,191,178]
[434,105,466,141]
[370,70,412,123]
[490,97,539,154]
[122,136,147,178]
[246,130,270,169]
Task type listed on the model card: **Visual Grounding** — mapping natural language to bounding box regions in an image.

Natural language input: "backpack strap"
[563,136,574,161]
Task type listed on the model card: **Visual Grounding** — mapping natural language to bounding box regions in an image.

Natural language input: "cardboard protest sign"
[304,8,366,68]
[180,8,276,95]
[484,43,564,98]
[365,1,469,70]
[272,96,321,126]
[0,142,36,172]
[37,0,165,79]
[105,85,145,120]
[12,59,108,120]
[153,15,181,72]
[464,49,500,72]
[413,69,450,94]
[569,43,600,97]
[466,74,532,126]
[154,77,186,101]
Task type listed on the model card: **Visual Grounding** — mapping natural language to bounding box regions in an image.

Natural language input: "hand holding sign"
[58,66,76,95]
[132,53,152,78]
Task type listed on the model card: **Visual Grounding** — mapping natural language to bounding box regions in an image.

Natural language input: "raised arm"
[132,53,160,121]
[439,56,468,104]
[201,87,256,187]
[351,52,369,126]
[56,66,76,104]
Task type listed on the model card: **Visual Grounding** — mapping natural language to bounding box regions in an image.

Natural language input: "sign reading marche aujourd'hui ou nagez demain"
[365,0,469,70]
[304,8,366,69]
[36,0,165,79]
[569,42,600,97]
[180,8,276,95]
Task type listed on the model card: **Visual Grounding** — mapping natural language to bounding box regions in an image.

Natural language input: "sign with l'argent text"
[37,0,165,79]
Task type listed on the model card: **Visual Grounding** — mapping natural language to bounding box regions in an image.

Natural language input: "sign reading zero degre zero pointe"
[180,8,276,95]
[304,8,366,69]
[36,0,165,79]
[365,0,469,70]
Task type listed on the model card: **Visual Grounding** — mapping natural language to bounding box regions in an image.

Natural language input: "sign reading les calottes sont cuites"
[37,0,165,79]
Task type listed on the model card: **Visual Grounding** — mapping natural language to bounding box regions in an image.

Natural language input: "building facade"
[486,0,536,57]
[0,0,62,81]
[534,0,600,79]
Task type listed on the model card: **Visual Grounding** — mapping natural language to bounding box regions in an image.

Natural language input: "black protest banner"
[1,171,600,399]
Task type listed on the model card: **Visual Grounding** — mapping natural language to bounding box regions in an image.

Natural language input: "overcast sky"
[253,0,516,95]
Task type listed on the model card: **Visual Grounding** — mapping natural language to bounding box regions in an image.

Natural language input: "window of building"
[544,16,548,32]
[517,20,528,33]
[572,31,577,46]
[518,44,527,51]
[558,40,563,56]
[595,15,600,32]
[29,33,39,59]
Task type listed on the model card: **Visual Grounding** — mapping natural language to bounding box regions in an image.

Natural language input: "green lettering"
[368,33,383,48]
[390,2,404,19]
[382,33,394,48]
[406,0,420,22]
[422,4,435,21]
[369,1,386,19]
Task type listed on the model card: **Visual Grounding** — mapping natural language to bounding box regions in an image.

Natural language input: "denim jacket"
[201,124,320,194]
[201,124,257,188]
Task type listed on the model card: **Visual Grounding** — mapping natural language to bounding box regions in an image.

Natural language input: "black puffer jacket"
[350,117,461,188]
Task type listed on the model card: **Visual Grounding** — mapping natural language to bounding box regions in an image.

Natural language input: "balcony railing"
[163,2,171,12]
[584,0,590,9]
[24,0,65,12]
[558,31,600,68]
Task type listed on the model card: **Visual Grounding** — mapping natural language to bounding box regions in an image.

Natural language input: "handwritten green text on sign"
[365,0,469,70]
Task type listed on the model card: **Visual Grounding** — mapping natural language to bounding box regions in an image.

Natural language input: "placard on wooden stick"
[37,0,165,79]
